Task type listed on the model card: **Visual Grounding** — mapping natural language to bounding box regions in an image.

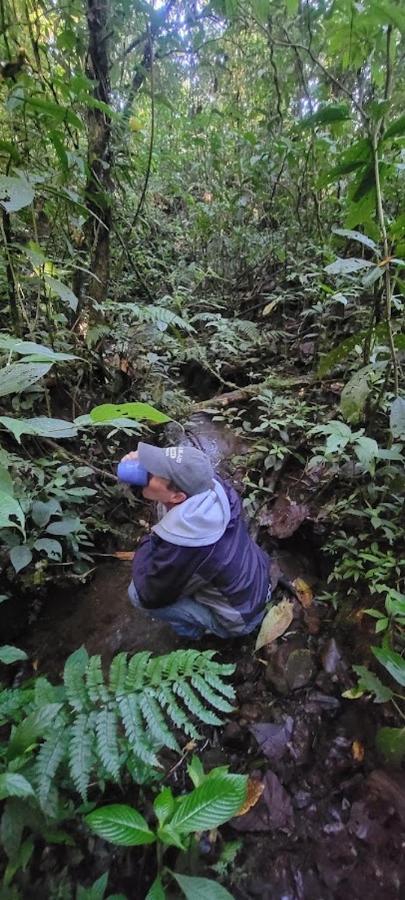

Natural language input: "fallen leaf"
[249,717,294,762]
[352,740,365,762]
[236,778,265,816]
[255,599,294,652]
[112,551,134,560]
[292,577,313,608]
[231,770,295,833]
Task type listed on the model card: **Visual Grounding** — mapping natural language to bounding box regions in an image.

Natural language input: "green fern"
[95,708,121,782]
[2,648,235,807]
[68,713,95,799]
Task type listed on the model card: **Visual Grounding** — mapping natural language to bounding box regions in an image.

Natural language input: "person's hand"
[120,450,138,462]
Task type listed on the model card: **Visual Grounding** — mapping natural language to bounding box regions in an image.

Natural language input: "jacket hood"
[152,478,231,547]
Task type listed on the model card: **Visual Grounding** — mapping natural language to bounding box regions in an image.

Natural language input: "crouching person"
[127,442,271,640]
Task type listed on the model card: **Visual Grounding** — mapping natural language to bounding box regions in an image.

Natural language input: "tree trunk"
[85,0,112,310]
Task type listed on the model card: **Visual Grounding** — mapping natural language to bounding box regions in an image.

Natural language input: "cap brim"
[137,442,171,479]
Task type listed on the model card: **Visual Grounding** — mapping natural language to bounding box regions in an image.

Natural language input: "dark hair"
[167,479,186,495]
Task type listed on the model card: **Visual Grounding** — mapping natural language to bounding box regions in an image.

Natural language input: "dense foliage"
[0,0,404,895]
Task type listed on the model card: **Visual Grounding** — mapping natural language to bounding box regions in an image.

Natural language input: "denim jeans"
[127,581,265,640]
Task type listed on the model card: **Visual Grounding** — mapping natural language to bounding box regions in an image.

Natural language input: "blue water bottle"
[117,458,149,487]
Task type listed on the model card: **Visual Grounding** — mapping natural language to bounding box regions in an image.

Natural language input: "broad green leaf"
[31,499,61,527]
[0,175,34,212]
[384,114,405,140]
[45,275,78,311]
[325,257,373,276]
[187,755,206,788]
[376,727,405,765]
[145,876,166,900]
[340,366,371,423]
[352,665,393,703]
[0,336,76,361]
[9,544,32,573]
[76,871,109,900]
[0,774,35,801]
[354,436,379,473]
[172,873,235,900]
[372,646,405,687]
[0,465,13,495]
[332,228,377,252]
[0,415,78,442]
[300,104,350,129]
[0,491,25,535]
[0,362,51,397]
[7,704,63,758]
[169,775,247,834]
[370,2,405,34]
[26,96,83,129]
[90,402,171,425]
[390,397,405,440]
[0,645,28,664]
[34,538,63,560]
[251,0,269,24]
[153,787,175,826]
[85,804,156,846]
[46,517,81,535]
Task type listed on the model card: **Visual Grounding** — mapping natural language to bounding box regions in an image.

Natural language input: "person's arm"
[132,534,204,609]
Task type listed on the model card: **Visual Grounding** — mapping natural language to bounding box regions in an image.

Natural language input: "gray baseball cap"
[137,442,214,496]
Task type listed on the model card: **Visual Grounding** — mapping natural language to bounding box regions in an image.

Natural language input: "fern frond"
[139,690,179,751]
[109,652,128,694]
[125,651,152,692]
[204,670,236,700]
[158,685,200,740]
[85,655,109,704]
[117,694,157,766]
[173,682,222,726]
[35,727,67,814]
[64,647,89,712]
[190,674,235,713]
[95,708,120,781]
[68,713,94,798]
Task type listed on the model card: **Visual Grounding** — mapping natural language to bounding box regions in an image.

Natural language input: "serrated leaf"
[85,804,155,846]
[35,729,66,812]
[64,646,89,711]
[0,645,28,664]
[69,713,94,798]
[95,708,120,781]
[255,599,294,651]
[170,775,247,834]
[172,873,235,900]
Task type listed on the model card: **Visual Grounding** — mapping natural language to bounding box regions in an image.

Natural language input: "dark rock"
[285,648,316,691]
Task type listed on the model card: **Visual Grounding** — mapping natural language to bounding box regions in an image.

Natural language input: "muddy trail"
[10,413,405,899]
